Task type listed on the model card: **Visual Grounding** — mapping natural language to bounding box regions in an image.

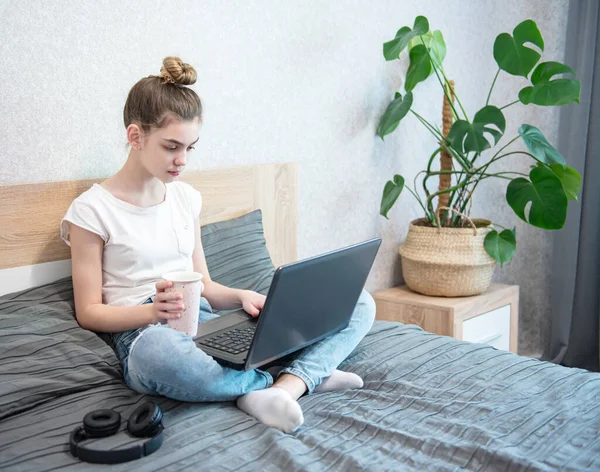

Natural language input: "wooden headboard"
[0,162,297,272]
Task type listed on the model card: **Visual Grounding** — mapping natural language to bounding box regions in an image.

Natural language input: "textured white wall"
[0,0,570,354]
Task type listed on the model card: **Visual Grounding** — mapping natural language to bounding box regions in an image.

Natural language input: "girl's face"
[138,117,201,182]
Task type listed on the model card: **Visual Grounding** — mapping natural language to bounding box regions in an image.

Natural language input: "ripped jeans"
[108,291,376,402]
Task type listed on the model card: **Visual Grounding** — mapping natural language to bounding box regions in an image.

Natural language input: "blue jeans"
[109,290,376,402]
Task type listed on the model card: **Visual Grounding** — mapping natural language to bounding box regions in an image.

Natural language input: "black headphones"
[69,401,164,464]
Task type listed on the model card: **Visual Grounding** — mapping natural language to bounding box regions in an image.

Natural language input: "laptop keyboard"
[198,325,257,354]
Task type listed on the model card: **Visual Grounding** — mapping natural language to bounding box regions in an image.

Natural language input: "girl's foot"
[314,370,363,393]
[236,388,304,433]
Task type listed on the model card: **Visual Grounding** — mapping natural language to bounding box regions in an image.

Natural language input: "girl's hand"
[151,280,184,323]
[240,290,266,318]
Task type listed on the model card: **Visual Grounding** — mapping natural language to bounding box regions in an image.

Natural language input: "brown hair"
[123,56,203,133]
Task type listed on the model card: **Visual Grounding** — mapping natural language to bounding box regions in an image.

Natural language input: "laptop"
[194,238,382,370]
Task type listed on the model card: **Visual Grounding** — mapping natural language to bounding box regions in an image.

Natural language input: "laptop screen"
[246,238,381,370]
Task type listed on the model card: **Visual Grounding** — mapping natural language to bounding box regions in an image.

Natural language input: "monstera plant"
[378,16,581,267]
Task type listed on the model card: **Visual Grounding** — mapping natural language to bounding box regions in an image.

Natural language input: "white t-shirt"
[60,181,202,307]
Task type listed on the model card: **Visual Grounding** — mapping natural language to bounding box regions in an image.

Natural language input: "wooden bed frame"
[0,162,297,280]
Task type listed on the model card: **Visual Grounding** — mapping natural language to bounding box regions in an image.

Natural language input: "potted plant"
[378,16,581,297]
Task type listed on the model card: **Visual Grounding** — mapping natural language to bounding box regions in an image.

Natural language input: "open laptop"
[194,238,381,370]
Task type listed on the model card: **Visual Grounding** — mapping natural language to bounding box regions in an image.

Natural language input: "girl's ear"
[126,123,143,150]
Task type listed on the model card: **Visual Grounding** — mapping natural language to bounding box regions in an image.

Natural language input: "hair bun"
[160,56,197,85]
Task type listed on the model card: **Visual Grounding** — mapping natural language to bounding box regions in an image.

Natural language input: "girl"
[61,57,376,433]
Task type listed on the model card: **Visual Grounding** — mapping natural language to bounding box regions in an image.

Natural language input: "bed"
[1,163,599,471]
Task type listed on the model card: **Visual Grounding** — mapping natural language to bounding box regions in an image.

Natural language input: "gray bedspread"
[1,279,599,471]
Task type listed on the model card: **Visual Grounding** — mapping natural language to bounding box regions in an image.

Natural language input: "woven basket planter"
[399,218,497,297]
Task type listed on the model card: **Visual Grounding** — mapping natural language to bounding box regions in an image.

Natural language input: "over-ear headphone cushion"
[83,409,121,438]
[127,402,163,437]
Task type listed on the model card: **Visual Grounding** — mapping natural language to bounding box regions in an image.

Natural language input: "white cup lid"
[162,271,203,283]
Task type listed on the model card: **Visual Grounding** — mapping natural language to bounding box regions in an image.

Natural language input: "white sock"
[313,370,364,393]
[236,388,304,433]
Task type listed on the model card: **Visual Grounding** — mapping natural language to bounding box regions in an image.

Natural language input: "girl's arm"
[69,224,182,332]
[192,217,265,316]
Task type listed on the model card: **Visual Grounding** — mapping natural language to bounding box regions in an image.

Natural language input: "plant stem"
[479,174,513,180]
[419,37,464,122]
[426,179,472,204]
[490,136,520,161]
[492,171,528,177]
[434,144,471,224]
[437,133,472,171]
[500,100,520,110]
[455,169,520,217]
[486,68,501,106]
[443,144,472,174]
[494,151,537,161]
[445,169,464,214]
[461,152,533,213]
[426,180,474,223]
[425,170,464,175]
[458,151,480,211]
[423,147,443,216]
[408,109,473,174]
[452,173,509,218]
[434,66,462,122]
[427,170,522,178]
[447,144,527,223]
[413,171,436,223]
[413,170,426,199]
[405,186,428,215]
[410,111,472,173]
[440,167,523,226]
[479,150,536,179]
[431,168,516,224]
[439,68,470,123]
[426,147,444,172]
[410,110,446,142]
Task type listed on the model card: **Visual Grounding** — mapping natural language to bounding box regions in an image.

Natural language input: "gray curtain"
[543,0,600,371]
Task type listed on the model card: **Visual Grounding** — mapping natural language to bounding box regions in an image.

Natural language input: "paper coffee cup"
[162,271,204,337]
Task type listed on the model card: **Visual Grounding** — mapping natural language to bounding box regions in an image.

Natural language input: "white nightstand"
[373,283,519,353]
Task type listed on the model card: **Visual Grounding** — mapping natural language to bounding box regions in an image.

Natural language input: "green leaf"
[550,164,581,201]
[383,16,429,60]
[405,44,432,91]
[447,106,506,153]
[532,61,575,83]
[380,175,405,218]
[430,30,446,65]
[484,228,516,266]
[519,61,581,106]
[519,124,566,166]
[377,91,414,139]
[408,29,446,67]
[506,166,567,229]
[493,19,544,77]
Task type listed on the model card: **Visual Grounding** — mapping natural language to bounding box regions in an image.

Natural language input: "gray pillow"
[0,279,123,421]
[201,209,276,304]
